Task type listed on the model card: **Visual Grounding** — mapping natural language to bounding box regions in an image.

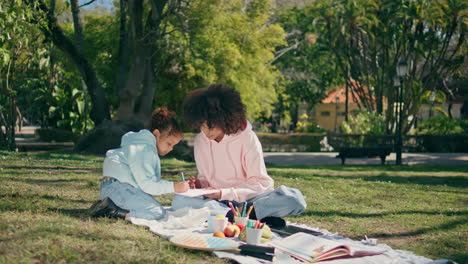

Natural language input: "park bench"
[336,146,392,165]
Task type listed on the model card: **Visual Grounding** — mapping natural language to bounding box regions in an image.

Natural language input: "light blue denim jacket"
[103,129,174,195]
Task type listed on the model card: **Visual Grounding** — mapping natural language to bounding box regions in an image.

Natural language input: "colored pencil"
[246,205,254,218]
[242,202,247,217]
[180,172,185,181]
[228,202,238,216]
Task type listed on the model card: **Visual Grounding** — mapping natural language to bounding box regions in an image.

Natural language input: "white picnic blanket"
[129,208,451,264]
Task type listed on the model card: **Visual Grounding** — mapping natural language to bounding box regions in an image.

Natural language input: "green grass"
[1,151,467,263]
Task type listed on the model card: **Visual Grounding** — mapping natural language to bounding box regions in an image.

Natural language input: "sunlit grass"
[0,151,467,263]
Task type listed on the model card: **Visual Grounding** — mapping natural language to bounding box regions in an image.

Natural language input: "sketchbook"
[178,189,219,198]
[269,232,384,263]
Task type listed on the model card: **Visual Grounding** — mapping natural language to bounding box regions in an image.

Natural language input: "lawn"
[0,150,467,263]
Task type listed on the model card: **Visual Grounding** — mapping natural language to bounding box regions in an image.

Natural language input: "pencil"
[246,205,254,218]
[180,172,185,181]
[241,202,247,217]
[228,202,238,217]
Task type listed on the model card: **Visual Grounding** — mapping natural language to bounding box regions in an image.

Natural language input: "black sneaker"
[260,216,286,228]
[88,197,129,220]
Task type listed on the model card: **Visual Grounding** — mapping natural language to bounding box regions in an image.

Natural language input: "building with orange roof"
[299,83,461,132]
[298,81,387,132]
[308,86,361,132]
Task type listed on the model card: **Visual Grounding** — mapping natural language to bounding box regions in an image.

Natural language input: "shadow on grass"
[273,172,468,188]
[0,223,131,242]
[2,176,86,184]
[0,193,90,204]
[301,209,468,218]
[28,150,103,161]
[268,164,468,173]
[46,207,90,218]
[367,218,468,238]
[1,165,98,172]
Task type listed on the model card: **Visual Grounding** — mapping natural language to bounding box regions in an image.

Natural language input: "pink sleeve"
[220,134,274,202]
[194,134,209,188]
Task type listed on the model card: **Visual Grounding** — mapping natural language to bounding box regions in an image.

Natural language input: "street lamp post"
[394,61,407,165]
[429,91,436,117]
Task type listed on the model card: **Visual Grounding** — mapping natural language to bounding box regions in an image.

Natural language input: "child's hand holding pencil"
[188,176,201,189]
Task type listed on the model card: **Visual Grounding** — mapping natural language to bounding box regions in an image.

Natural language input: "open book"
[270,232,384,263]
[178,188,219,198]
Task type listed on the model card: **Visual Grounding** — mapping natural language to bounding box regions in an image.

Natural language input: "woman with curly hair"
[172,84,306,227]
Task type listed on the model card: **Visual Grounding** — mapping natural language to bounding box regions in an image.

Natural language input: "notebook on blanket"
[270,232,384,263]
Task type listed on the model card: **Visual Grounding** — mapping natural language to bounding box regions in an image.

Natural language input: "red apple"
[234,223,245,232]
[223,224,241,237]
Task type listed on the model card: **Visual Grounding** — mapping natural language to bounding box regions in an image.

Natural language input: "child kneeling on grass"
[172,84,307,228]
[89,107,189,220]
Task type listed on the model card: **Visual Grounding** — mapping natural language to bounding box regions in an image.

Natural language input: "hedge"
[256,133,325,152]
[183,132,468,153]
[35,128,77,143]
[406,135,468,153]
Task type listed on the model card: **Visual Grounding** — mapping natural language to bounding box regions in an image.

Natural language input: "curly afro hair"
[183,84,246,135]
[148,107,182,136]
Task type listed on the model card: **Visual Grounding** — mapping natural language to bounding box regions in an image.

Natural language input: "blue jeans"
[100,178,166,220]
[171,185,307,220]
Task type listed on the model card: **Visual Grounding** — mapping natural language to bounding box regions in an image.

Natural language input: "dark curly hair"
[148,107,182,136]
[183,84,246,135]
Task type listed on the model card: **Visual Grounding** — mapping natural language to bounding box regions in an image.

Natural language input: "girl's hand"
[203,186,221,200]
[188,176,201,189]
[174,181,189,193]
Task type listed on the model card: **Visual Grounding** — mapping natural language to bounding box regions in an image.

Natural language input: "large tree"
[309,0,466,133]
[274,6,342,130]
[0,0,48,150]
[18,0,284,153]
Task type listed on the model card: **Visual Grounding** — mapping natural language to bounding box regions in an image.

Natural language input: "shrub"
[35,128,77,142]
[341,111,385,135]
[415,116,467,135]
[408,135,468,152]
[257,132,325,152]
[295,113,325,133]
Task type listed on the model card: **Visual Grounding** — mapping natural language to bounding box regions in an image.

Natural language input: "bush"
[35,128,77,142]
[295,113,325,133]
[257,133,325,152]
[182,132,326,152]
[341,111,385,135]
[407,135,468,152]
[327,134,394,149]
[415,116,468,135]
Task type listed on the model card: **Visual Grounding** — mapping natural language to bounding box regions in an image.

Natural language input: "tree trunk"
[115,0,130,99]
[116,0,145,121]
[70,0,84,55]
[28,0,110,126]
[137,62,157,123]
[345,82,349,122]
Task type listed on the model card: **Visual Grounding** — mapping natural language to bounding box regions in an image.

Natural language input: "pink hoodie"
[194,121,274,202]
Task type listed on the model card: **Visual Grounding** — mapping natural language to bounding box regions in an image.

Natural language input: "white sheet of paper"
[178,189,219,197]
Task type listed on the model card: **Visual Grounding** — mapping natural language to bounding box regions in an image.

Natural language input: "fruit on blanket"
[234,223,244,232]
[262,224,272,239]
[224,224,241,237]
[213,232,226,238]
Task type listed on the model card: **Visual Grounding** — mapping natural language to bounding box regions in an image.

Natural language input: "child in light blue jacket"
[89,108,189,220]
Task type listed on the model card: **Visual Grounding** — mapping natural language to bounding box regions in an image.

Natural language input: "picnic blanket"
[129,208,454,264]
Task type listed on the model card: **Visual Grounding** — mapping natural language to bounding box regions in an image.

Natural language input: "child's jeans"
[171,185,306,220]
[100,177,166,220]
